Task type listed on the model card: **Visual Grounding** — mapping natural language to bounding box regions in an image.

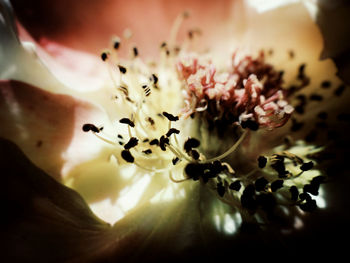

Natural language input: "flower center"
[81,13,327,229]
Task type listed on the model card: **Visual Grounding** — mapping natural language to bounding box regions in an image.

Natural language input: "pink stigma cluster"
[177,51,294,130]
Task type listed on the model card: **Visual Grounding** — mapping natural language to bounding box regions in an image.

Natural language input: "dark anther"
[296,94,307,103]
[126,97,134,103]
[217,182,226,197]
[124,137,139,150]
[118,134,123,139]
[271,158,288,177]
[190,150,200,160]
[172,157,180,165]
[118,65,127,74]
[184,137,200,152]
[309,94,323,101]
[270,180,284,192]
[36,140,43,148]
[334,84,346,96]
[243,184,255,196]
[311,176,325,185]
[290,186,299,201]
[305,130,317,142]
[278,70,285,79]
[317,112,328,120]
[149,139,159,146]
[241,119,259,131]
[300,161,314,171]
[159,135,169,151]
[258,156,267,168]
[113,40,120,50]
[188,30,193,39]
[299,199,317,212]
[185,163,204,181]
[299,192,311,201]
[142,138,149,143]
[297,63,306,79]
[144,87,151,96]
[241,184,257,210]
[162,112,179,121]
[291,118,304,132]
[142,149,152,155]
[101,52,108,61]
[303,176,323,196]
[121,150,134,163]
[294,105,305,115]
[210,160,224,174]
[82,123,100,133]
[152,74,158,84]
[255,177,269,191]
[119,118,135,127]
[146,117,155,126]
[133,47,138,57]
[321,80,331,89]
[229,181,241,191]
[288,50,295,59]
[160,42,167,48]
[303,183,320,196]
[166,128,180,137]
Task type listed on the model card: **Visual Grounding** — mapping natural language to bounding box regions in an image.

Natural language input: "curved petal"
[2,137,349,262]
[1,1,349,260]
[0,138,111,263]
[10,0,235,56]
[307,0,350,84]
[0,80,112,180]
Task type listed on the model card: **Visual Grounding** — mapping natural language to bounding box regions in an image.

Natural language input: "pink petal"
[0,80,110,180]
[12,0,235,56]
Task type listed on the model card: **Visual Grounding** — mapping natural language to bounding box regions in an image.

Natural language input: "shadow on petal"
[0,80,109,180]
[0,138,113,263]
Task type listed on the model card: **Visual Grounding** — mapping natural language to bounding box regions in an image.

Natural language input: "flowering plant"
[1,0,349,261]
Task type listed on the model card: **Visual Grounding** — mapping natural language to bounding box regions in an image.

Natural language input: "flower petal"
[304,0,350,84]
[0,80,111,180]
[0,138,112,262]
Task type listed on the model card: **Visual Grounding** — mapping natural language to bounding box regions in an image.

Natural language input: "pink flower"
[1,0,349,261]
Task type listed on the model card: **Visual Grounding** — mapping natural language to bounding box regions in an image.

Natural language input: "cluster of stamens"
[81,13,330,229]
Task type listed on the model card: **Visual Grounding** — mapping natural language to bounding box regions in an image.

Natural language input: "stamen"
[202,130,248,163]
[142,149,152,155]
[169,11,190,47]
[113,37,121,50]
[133,46,139,57]
[83,18,330,227]
[93,132,117,146]
[100,51,109,62]
[118,65,127,74]
[82,123,100,133]
[166,128,180,137]
[124,137,139,150]
[121,149,134,163]
[119,118,135,127]
[163,112,179,121]
[169,171,189,183]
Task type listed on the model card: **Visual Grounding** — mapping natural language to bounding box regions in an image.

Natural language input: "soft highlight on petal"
[0,80,110,180]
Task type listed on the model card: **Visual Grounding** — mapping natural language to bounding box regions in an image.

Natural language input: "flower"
[1,0,350,262]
